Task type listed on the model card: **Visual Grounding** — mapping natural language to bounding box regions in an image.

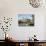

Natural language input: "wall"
[0,0,46,40]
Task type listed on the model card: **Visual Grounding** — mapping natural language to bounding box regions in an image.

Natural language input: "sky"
[18,14,33,20]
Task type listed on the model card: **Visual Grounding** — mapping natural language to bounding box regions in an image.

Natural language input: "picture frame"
[18,14,34,26]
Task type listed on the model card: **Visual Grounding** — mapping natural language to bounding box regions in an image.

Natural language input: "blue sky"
[18,14,33,20]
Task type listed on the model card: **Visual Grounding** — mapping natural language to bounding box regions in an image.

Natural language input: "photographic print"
[18,14,34,26]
